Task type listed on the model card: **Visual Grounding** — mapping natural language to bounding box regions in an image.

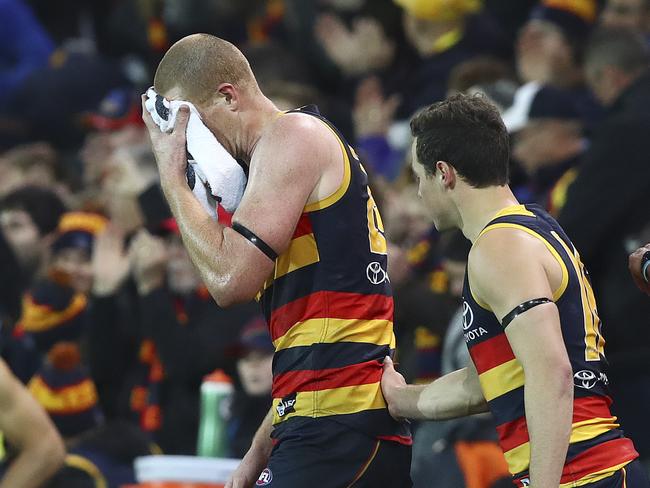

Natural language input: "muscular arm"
[470,229,573,488]
[382,357,487,420]
[144,107,328,307]
[0,359,65,488]
[226,408,274,488]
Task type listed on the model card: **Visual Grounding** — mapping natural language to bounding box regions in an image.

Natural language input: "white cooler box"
[135,456,241,484]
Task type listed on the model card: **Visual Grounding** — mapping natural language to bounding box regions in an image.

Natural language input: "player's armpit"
[468,227,560,322]
[469,228,573,488]
[220,114,338,304]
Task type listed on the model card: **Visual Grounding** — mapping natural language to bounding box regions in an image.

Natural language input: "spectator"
[559,27,650,462]
[517,0,596,88]
[502,82,586,212]
[227,316,274,459]
[516,0,602,124]
[88,224,257,454]
[393,0,506,118]
[8,277,87,382]
[29,342,153,488]
[0,0,54,111]
[600,0,650,41]
[50,211,108,294]
[0,186,67,319]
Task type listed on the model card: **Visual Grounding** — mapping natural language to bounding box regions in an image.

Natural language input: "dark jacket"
[87,284,258,454]
[558,69,650,375]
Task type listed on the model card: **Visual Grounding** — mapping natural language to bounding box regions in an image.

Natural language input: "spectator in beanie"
[516,0,602,124]
[8,277,87,383]
[88,221,257,454]
[50,212,108,294]
[560,27,650,463]
[227,316,274,459]
[0,186,66,310]
[29,342,154,488]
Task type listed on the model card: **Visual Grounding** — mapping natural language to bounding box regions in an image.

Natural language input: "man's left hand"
[141,95,190,188]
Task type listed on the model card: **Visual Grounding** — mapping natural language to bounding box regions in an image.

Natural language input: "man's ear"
[436,161,456,189]
[217,83,238,111]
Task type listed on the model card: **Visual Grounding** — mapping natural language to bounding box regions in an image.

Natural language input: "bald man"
[142,34,411,488]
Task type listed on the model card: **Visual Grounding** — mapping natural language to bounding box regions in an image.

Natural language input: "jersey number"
[366,188,387,255]
[553,231,604,361]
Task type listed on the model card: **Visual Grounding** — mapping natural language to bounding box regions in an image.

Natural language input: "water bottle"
[197,369,233,457]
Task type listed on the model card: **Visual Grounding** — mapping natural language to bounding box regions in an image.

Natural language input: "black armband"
[501,298,553,328]
[231,222,278,261]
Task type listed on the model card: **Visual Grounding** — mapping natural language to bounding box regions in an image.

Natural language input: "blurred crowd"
[1,0,650,486]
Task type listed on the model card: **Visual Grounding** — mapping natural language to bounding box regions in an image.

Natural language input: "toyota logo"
[574,370,598,389]
[462,301,474,330]
[366,262,388,285]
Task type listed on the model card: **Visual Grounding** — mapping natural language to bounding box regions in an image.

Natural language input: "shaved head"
[154,34,257,104]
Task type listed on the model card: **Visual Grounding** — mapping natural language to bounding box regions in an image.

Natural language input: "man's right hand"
[629,244,650,295]
[381,356,407,421]
[226,444,270,488]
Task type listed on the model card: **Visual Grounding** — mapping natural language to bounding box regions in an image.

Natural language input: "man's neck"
[457,185,520,243]
[237,97,282,164]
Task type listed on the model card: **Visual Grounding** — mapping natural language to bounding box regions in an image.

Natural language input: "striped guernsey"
[258,106,410,445]
[462,204,638,487]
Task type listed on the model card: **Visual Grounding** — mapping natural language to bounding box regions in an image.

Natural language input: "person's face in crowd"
[51,248,93,294]
[166,234,200,295]
[601,0,650,33]
[324,0,366,11]
[403,13,452,57]
[0,209,44,270]
[512,119,583,174]
[442,259,466,298]
[411,141,458,231]
[516,20,573,85]
[584,63,624,106]
[237,350,274,396]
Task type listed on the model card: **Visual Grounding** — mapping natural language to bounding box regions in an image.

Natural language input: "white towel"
[144,88,247,216]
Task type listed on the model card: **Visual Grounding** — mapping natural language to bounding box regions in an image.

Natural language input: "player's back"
[462,203,638,487]
[258,106,410,444]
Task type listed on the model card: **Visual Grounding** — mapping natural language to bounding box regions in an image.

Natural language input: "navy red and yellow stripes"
[462,203,638,485]
[273,359,382,398]
[259,106,408,444]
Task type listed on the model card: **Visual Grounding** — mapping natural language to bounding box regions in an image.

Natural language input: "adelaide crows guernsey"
[462,204,638,487]
[258,106,410,444]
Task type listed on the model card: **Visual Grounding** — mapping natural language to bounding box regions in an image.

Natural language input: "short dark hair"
[0,186,67,236]
[584,28,649,74]
[410,93,510,188]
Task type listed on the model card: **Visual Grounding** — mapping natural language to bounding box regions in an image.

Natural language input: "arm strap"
[501,298,553,328]
[231,222,278,261]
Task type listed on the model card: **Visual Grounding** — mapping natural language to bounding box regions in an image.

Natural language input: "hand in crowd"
[314,14,395,77]
[130,229,168,296]
[353,76,401,138]
[628,244,650,296]
[91,224,131,297]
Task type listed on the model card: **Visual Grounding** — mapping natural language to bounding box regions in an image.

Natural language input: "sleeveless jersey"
[462,204,638,487]
[258,106,410,444]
